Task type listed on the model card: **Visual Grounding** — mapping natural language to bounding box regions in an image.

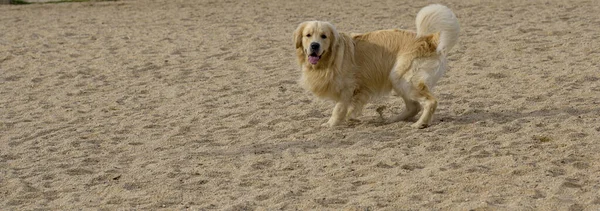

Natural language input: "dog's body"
[294,4,460,128]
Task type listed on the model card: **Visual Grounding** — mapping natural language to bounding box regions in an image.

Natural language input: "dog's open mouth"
[308,52,321,65]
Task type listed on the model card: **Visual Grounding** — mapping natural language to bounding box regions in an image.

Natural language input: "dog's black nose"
[310,42,320,50]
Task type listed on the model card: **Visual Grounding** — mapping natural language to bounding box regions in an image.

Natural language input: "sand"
[1,0,600,210]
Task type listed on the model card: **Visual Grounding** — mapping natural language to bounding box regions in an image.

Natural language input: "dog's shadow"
[435,107,593,125]
[360,106,594,128]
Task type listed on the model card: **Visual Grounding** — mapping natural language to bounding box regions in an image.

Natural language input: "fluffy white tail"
[415,4,460,55]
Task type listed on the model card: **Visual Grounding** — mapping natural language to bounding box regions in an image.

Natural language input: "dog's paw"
[321,119,342,128]
[321,122,333,127]
[321,122,341,128]
[411,122,428,129]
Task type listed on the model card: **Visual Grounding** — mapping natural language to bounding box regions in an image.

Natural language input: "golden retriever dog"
[294,4,460,129]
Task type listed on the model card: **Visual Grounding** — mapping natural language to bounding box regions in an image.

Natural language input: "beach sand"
[1,0,600,210]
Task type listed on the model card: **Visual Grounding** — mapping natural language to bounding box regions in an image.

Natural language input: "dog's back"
[350,30,440,96]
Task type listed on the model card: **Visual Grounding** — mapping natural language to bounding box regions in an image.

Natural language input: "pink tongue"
[308,56,320,64]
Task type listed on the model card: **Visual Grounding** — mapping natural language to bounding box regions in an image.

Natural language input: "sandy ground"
[1,0,600,210]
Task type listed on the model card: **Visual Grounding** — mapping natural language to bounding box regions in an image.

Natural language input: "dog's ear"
[326,22,339,51]
[324,22,340,63]
[294,22,308,49]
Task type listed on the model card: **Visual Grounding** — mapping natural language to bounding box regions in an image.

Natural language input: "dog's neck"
[303,62,329,71]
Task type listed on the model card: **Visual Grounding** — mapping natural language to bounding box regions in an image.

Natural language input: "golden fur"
[294,4,460,128]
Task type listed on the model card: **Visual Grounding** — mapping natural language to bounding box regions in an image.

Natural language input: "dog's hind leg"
[389,56,422,123]
[410,81,437,129]
[390,83,422,123]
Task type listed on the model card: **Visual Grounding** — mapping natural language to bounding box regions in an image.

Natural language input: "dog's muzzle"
[308,42,321,65]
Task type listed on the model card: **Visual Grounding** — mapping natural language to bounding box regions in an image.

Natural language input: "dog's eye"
[306,34,311,37]
[321,34,327,39]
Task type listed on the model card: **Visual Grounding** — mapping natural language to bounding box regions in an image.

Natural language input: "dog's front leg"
[322,101,350,127]
[322,89,353,127]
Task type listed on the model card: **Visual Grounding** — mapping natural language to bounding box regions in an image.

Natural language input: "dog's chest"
[300,68,353,100]
[301,71,332,92]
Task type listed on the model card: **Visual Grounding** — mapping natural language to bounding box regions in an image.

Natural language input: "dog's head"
[294,21,338,66]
